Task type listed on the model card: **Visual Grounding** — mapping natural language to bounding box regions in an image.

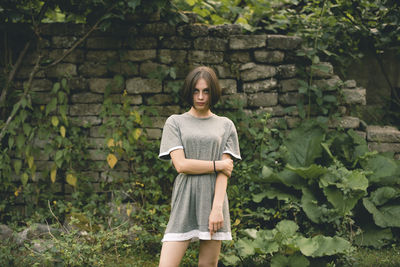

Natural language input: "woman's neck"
[188,107,213,118]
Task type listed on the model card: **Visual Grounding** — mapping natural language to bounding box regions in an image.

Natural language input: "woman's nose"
[198,92,204,99]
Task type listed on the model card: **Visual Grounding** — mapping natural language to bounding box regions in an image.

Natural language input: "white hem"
[159,146,184,159]
[223,150,241,160]
[162,230,232,242]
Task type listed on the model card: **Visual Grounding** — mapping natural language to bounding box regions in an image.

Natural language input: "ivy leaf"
[52,82,60,93]
[51,116,59,127]
[21,173,29,186]
[27,155,34,169]
[107,153,118,169]
[13,160,22,175]
[45,98,57,116]
[51,165,57,183]
[16,134,25,149]
[60,126,66,138]
[66,173,77,187]
[132,128,142,140]
[55,150,64,168]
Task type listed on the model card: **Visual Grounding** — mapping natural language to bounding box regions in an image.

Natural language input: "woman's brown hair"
[182,66,222,107]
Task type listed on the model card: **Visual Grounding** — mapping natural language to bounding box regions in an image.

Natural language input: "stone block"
[100,171,130,182]
[41,23,86,36]
[367,126,400,143]
[280,79,300,92]
[177,24,209,37]
[89,78,123,93]
[32,92,52,105]
[46,63,77,78]
[328,116,360,129]
[145,128,162,140]
[285,116,301,128]
[71,93,103,103]
[194,37,228,51]
[69,77,88,91]
[229,35,267,50]
[48,49,85,64]
[266,35,302,50]
[309,62,334,78]
[78,62,108,77]
[127,36,158,49]
[90,126,110,138]
[271,105,298,116]
[145,94,174,105]
[220,79,237,94]
[279,92,303,105]
[254,50,285,64]
[188,50,224,64]
[343,88,366,105]
[86,37,121,49]
[344,80,357,88]
[313,76,342,91]
[229,51,251,63]
[243,79,277,93]
[139,62,167,77]
[141,22,174,36]
[108,62,139,76]
[240,63,276,81]
[248,92,278,107]
[88,149,106,161]
[214,65,234,78]
[159,50,187,64]
[88,138,106,149]
[148,116,168,128]
[70,116,102,127]
[126,78,162,94]
[24,79,53,92]
[208,24,242,37]
[219,93,248,109]
[164,80,184,93]
[52,36,82,48]
[109,94,142,105]
[368,142,400,153]
[160,36,192,49]
[15,66,45,79]
[354,130,367,140]
[86,51,118,63]
[277,64,297,78]
[144,106,181,117]
[120,50,157,62]
[70,104,102,116]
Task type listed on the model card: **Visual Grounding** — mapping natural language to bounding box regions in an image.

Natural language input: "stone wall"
[4,15,400,190]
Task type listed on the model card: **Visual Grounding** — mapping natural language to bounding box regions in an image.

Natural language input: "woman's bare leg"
[159,240,191,267]
[198,240,221,267]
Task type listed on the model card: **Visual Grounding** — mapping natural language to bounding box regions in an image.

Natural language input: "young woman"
[158,66,241,267]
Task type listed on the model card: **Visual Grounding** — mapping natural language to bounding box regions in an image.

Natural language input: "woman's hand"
[208,208,224,237]
[216,158,233,177]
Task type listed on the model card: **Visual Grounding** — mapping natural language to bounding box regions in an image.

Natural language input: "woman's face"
[192,78,210,112]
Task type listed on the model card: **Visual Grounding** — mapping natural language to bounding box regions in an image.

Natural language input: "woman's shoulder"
[214,114,235,126]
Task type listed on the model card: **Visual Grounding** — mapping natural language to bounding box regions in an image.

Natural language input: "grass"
[342,246,400,267]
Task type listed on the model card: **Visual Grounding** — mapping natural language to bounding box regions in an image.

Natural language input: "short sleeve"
[223,122,241,160]
[159,117,184,160]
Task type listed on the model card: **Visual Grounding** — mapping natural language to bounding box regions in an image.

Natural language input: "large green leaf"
[271,254,310,267]
[286,164,327,180]
[369,187,400,206]
[297,235,351,257]
[301,188,339,223]
[252,187,299,203]
[284,122,325,167]
[361,154,400,184]
[277,169,306,190]
[275,220,299,238]
[363,198,400,228]
[354,224,393,248]
[322,187,362,215]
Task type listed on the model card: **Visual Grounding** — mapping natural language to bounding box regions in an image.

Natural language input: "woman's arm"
[170,149,233,176]
[209,153,231,236]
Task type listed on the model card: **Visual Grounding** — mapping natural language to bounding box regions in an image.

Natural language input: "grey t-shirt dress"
[159,112,241,242]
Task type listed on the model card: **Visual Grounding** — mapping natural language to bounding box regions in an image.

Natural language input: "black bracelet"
[213,160,217,174]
